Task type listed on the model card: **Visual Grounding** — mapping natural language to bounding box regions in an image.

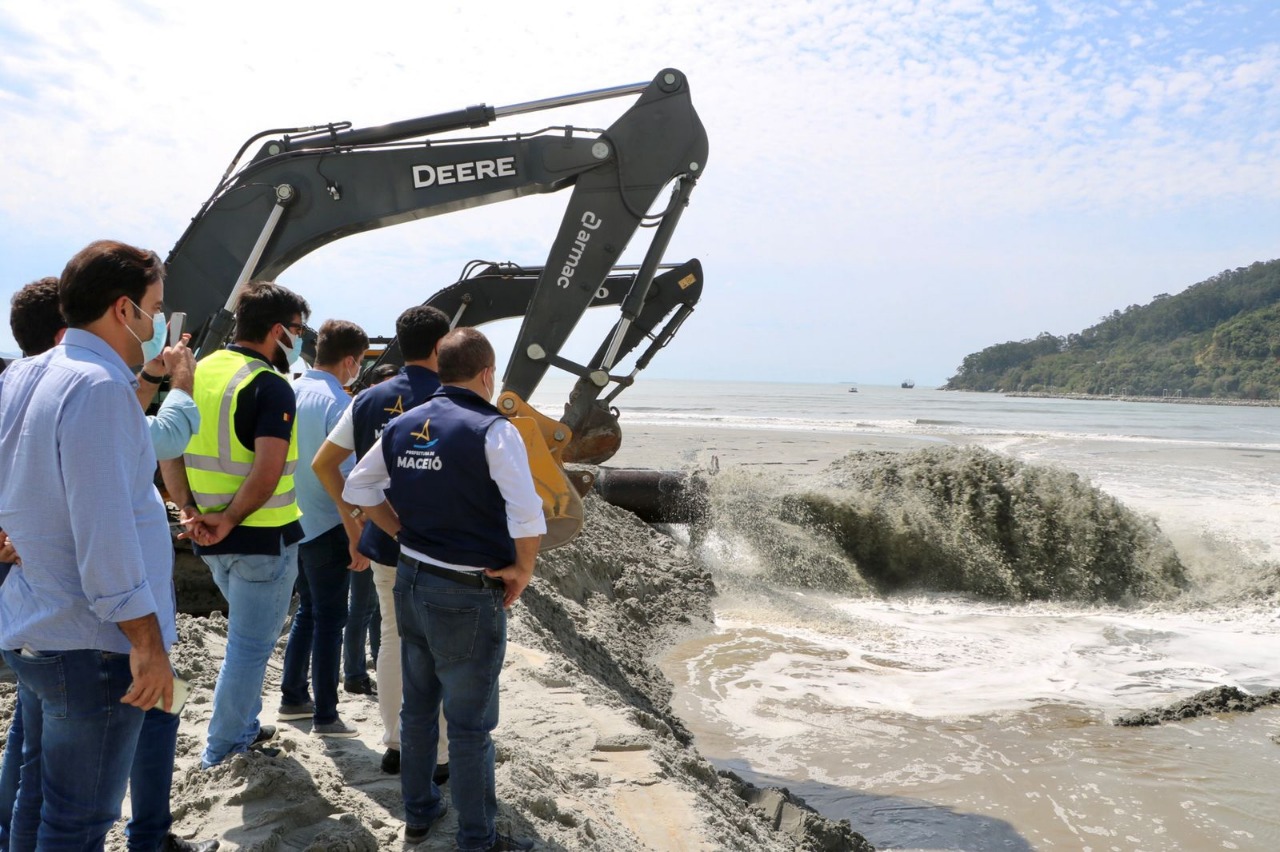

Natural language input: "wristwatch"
[139,371,166,385]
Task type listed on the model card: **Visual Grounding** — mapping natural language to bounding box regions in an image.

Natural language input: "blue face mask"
[128,300,166,363]
[277,326,303,369]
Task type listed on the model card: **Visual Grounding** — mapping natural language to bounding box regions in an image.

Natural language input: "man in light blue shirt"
[0,275,216,852]
[278,319,369,736]
[0,242,180,851]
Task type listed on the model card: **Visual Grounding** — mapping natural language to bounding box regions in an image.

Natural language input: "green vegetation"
[944,259,1280,398]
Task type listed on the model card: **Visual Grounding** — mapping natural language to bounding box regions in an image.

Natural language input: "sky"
[1,0,1277,387]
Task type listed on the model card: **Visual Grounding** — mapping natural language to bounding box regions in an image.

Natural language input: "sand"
[0,426,877,851]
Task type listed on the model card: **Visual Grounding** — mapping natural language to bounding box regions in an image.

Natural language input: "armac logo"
[412,156,516,188]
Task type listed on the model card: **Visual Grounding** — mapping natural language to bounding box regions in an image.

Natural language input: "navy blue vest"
[380,387,515,570]
[351,365,440,564]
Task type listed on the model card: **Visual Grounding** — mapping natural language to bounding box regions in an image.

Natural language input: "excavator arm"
[164,68,708,547]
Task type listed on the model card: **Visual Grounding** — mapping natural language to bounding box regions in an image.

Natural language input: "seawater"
[537,380,1280,851]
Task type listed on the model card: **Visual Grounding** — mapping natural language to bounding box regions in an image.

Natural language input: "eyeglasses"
[284,322,307,336]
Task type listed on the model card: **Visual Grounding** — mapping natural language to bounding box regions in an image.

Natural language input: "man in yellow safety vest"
[162,280,311,768]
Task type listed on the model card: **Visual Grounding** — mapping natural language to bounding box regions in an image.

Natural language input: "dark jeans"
[2,649,147,851]
[343,566,378,685]
[282,524,353,723]
[395,561,505,851]
[0,694,177,852]
[0,691,22,847]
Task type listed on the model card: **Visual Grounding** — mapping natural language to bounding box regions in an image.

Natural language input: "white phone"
[168,312,186,346]
[152,676,192,715]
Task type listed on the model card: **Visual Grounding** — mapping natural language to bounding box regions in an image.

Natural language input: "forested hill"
[943,259,1280,399]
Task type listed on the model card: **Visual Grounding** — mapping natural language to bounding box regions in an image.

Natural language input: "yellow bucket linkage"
[496,391,584,550]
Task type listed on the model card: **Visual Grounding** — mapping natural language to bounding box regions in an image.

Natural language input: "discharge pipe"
[592,468,708,524]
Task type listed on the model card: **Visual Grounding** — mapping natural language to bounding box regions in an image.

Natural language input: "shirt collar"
[302,367,348,394]
[61,329,139,388]
[228,344,272,366]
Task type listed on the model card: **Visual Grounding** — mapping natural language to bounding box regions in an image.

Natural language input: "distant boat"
[901,379,915,388]
[848,384,858,393]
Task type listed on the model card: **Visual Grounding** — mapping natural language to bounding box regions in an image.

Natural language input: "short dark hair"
[370,363,399,384]
[437,327,494,384]
[10,277,66,356]
[60,241,165,328]
[396,305,451,362]
[233,281,310,343]
[315,319,368,366]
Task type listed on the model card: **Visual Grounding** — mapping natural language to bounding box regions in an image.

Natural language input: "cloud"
[1,0,1277,383]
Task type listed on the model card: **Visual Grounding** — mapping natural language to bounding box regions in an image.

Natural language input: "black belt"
[402,555,504,590]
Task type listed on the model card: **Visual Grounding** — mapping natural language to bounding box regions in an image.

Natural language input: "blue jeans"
[343,566,378,685]
[395,561,505,851]
[281,525,352,723]
[0,691,22,847]
[0,688,179,852]
[201,543,299,767]
[2,649,144,851]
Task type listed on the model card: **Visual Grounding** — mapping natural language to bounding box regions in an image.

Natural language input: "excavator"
[164,68,708,549]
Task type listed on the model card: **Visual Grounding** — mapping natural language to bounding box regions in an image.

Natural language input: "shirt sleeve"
[60,380,160,624]
[485,420,548,539]
[327,403,356,450]
[235,370,296,445]
[343,437,391,507]
[147,388,200,461]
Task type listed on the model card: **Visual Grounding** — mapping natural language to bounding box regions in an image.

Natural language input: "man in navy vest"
[343,327,544,852]
[312,305,451,775]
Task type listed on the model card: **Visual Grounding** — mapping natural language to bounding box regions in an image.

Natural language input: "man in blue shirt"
[279,319,369,736]
[0,275,216,852]
[312,305,451,775]
[0,241,179,850]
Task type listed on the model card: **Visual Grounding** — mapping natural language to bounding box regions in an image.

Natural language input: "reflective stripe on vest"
[183,350,301,528]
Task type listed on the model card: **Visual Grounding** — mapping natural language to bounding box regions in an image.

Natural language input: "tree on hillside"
[944,259,1280,399]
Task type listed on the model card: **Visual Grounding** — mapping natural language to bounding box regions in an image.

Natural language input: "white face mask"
[482,366,496,401]
[343,358,359,388]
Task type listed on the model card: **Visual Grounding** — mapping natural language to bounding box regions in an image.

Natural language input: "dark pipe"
[593,468,708,524]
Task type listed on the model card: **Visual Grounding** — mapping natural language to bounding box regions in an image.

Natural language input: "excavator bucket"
[561,401,622,465]
[498,391,584,550]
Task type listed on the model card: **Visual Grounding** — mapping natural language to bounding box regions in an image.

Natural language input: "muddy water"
[598,380,1280,850]
[660,604,1280,851]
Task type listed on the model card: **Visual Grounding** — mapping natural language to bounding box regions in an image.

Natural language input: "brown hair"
[437,327,494,384]
[60,240,164,328]
[233,280,311,343]
[10,277,65,355]
[315,319,368,366]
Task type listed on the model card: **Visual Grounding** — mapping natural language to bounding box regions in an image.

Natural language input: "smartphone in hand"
[168,312,186,346]
[152,676,192,715]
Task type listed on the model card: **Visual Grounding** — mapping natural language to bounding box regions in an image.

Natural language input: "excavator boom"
[163,69,708,547]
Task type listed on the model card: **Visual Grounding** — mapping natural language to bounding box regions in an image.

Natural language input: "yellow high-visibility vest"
[183,349,300,528]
